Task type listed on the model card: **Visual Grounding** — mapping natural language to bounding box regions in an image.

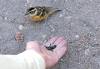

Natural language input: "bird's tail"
[45,7,61,15]
[49,9,62,15]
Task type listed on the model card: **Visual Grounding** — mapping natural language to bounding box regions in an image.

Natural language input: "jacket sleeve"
[0,50,45,69]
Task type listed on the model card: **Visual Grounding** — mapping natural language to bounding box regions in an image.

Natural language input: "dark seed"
[46,45,56,51]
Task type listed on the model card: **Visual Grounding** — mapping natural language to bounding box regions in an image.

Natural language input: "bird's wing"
[45,7,61,15]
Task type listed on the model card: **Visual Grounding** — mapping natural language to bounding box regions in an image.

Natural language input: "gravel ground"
[0,0,100,69]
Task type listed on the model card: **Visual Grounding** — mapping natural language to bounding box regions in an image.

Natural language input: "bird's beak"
[25,12,29,15]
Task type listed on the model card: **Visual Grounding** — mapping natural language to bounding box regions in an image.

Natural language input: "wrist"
[18,50,46,69]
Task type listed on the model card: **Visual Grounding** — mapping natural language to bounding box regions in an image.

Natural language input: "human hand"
[26,37,67,68]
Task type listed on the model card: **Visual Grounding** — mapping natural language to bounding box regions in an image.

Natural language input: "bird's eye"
[29,10,36,14]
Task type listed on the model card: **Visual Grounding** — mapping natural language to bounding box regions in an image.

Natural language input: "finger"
[53,39,67,59]
[45,36,58,46]
[54,46,67,59]
[53,39,67,53]
[53,37,65,45]
[54,39,67,51]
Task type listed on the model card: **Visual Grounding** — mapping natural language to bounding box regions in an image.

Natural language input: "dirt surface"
[0,0,100,69]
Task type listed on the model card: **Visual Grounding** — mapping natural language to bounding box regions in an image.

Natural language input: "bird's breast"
[31,16,46,22]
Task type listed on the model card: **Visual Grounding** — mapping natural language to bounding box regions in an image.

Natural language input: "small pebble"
[4,17,8,20]
[18,25,24,30]
[60,58,65,63]
[75,35,80,39]
[94,38,97,41]
[59,14,63,17]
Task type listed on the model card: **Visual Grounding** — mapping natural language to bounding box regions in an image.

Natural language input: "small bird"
[25,6,61,22]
